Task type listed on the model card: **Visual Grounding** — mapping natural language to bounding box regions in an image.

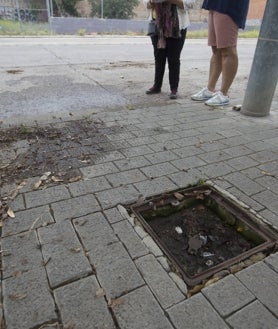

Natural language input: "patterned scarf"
[155,2,180,49]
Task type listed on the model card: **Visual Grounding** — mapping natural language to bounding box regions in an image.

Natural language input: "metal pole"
[101,0,103,19]
[241,0,278,117]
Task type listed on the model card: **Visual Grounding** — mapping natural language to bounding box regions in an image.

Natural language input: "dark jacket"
[202,0,250,29]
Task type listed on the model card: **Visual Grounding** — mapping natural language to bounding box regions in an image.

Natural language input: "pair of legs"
[150,29,187,92]
[207,11,239,96]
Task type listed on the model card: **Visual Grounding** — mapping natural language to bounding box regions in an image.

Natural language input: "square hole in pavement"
[130,184,278,287]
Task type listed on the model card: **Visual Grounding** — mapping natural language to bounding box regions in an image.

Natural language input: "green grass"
[0,19,260,38]
[0,19,51,35]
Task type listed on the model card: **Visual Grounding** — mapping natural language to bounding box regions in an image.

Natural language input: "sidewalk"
[0,37,278,329]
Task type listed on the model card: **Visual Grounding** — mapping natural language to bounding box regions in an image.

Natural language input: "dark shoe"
[146,86,161,95]
[169,90,177,99]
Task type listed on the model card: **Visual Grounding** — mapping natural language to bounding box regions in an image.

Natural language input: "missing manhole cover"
[130,185,278,287]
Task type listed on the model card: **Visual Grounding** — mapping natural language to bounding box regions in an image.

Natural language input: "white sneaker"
[205,91,230,106]
[191,87,214,101]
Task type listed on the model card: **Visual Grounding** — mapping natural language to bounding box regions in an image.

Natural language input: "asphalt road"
[0,36,258,121]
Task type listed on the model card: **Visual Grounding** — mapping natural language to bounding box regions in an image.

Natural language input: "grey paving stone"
[223,145,253,157]
[250,149,278,164]
[114,155,151,171]
[7,193,25,212]
[2,205,54,237]
[68,176,111,196]
[264,252,278,274]
[175,129,200,139]
[121,145,154,157]
[25,185,70,208]
[80,162,119,178]
[236,261,278,315]
[202,274,255,317]
[52,194,101,221]
[171,156,207,170]
[140,162,178,178]
[172,145,204,158]
[169,168,204,187]
[258,161,278,176]
[87,241,144,299]
[258,209,278,228]
[199,140,227,152]
[241,166,265,179]
[54,275,115,329]
[225,155,259,170]
[2,231,43,279]
[127,135,157,146]
[198,149,233,164]
[167,293,229,329]
[93,150,125,164]
[226,300,278,329]
[227,186,265,212]
[148,140,179,152]
[112,220,149,259]
[152,132,181,143]
[255,175,278,195]
[225,172,265,196]
[253,189,278,215]
[73,212,119,252]
[38,221,92,288]
[199,162,235,178]
[145,150,179,164]
[133,176,178,197]
[3,267,57,329]
[104,206,125,224]
[113,286,174,329]
[106,169,147,187]
[135,254,185,308]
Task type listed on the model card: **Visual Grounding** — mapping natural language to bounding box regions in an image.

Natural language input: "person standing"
[144,0,195,99]
[191,0,250,106]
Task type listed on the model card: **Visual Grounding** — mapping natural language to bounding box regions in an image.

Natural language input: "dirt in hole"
[145,202,259,278]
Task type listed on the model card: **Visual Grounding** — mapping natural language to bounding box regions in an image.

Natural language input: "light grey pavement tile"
[133,176,178,197]
[3,267,57,329]
[114,155,151,171]
[172,145,204,158]
[253,189,278,215]
[127,136,157,146]
[167,293,229,329]
[226,186,265,212]
[210,178,233,190]
[106,169,147,187]
[68,176,111,196]
[145,150,179,164]
[196,132,224,143]
[54,275,116,329]
[258,209,278,228]
[7,193,25,212]
[113,286,174,329]
[112,220,149,259]
[104,207,126,224]
[225,155,259,170]
[152,132,181,143]
[80,162,119,178]
[169,168,204,187]
[199,140,227,152]
[73,212,119,252]
[95,185,140,209]
[218,128,242,138]
[38,221,92,288]
[171,156,207,170]
[175,128,200,139]
[225,172,265,196]
[199,162,235,178]
[236,261,278,315]
[121,145,154,157]
[135,254,185,308]
[2,231,43,279]
[198,150,233,163]
[140,162,178,178]
[52,194,101,221]
[202,274,255,317]
[250,149,278,164]
[25,185,70,208]
[258,161,278,176]
[2,205,54,237]
[174,136,201,148]
[148,140,179,152]
[226,300,278,329]
[87,241,144,299]
[222,145,254,157]
[93,150,125,164]
[245,140,275,152]
[106,132,136,141]
[264,252,278,274]
[221,135,251,147]
[255,175,278,195]
[241,167,265,179]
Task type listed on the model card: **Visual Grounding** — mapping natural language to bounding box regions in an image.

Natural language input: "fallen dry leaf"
[7,207,15,218]
[96,288,106,298]
[6,69,23,74]
[108,298,123,308]
[174,192,184,201]
[261,170,275,177]
[51,176,64,182]
[70,247,81,253]
[33,179,42,190]
[68,175,82,183]
[8,293,27,301]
